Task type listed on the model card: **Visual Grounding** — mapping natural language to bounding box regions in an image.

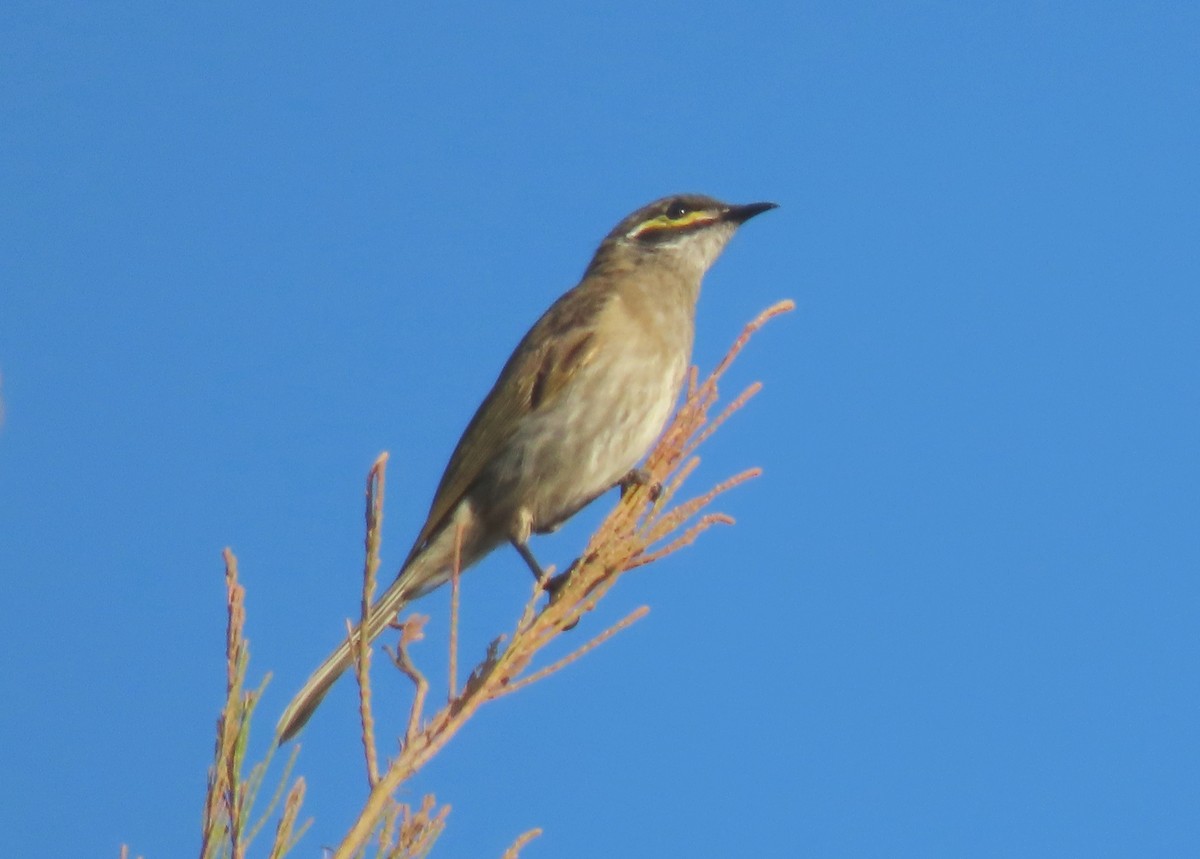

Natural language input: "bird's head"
[588,194,777,281]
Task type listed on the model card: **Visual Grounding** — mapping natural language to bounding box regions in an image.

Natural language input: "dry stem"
[448,522,465,701]
[355,454,389,788]
[197,550,309,859]
[500,829,543,859]
[325,300,793,857]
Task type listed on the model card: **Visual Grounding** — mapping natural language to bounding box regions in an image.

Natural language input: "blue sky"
[2,3,1197,856]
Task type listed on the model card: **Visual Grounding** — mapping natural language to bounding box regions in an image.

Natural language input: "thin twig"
[500,828,543,859]
[495,606,650,698]
[356,454,388,788]
[684,381,762,458]
[350,619,378,789]
[247,744,298,844]
[708,299,794,382]
[448,521,464,702]
[632,513,736,569]
[223,553,246,859]
[388,616,430,748]
[641,468,762,550]
[514,561,556,637]
[267,778,309,859]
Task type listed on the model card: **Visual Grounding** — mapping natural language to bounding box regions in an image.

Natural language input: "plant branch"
[325,300,793,857]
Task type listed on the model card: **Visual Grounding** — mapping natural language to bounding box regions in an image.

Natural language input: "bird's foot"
[544,566,572,599]
[619,467,661,501]
[543,555,599,631]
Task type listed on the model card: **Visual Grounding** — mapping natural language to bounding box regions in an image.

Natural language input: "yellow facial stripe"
[627,209,718,239]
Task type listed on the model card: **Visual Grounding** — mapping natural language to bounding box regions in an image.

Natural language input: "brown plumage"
[276,194,776,742]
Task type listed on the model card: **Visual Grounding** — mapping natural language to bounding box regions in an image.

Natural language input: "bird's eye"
[666,201,691,220]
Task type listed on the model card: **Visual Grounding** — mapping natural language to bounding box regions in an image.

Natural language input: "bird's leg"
[513,539,581,632]
[508,508,577,612]
[543,557,579,599]
[510,507,553,584]
[512,538,552,583]
[619,466,661,501]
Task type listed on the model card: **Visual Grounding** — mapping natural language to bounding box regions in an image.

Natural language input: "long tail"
[275,573,418,743]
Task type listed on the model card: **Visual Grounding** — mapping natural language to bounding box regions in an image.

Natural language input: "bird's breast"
[482,329,689,531]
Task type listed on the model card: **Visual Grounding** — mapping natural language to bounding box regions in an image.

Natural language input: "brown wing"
[401,284,607,568]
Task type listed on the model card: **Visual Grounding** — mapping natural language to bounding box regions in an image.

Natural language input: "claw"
[543,559,585,631]
[619,467,660,501]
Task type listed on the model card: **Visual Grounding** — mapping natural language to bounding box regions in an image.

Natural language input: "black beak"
[724,201,779,224]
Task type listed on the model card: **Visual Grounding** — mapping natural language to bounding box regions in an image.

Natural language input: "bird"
[276,193,776,742]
